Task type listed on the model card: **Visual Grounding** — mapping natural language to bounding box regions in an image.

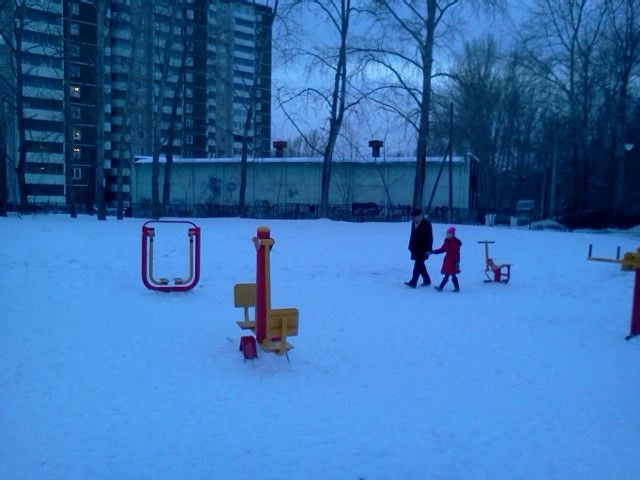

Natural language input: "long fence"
[130,201,480,224]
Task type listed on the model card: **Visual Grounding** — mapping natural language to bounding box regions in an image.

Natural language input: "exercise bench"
[234,283,256,330]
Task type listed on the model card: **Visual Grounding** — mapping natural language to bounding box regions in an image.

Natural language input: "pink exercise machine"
[141,220,201,292]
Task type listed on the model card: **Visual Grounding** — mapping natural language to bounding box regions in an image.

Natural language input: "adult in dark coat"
[405,208,433,288]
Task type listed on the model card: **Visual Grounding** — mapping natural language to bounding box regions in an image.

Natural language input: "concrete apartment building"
[0,0,273,211]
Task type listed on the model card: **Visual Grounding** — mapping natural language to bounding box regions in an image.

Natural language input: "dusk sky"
[269,1,528,155]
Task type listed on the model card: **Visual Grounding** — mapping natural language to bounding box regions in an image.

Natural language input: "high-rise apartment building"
[1,0,273,211]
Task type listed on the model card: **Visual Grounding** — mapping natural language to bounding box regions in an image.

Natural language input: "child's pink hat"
[446,226,456,234]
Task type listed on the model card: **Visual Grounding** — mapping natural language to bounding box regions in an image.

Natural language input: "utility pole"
[448,103,453,223]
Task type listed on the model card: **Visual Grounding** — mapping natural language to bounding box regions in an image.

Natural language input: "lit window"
[71,86,81,97]
[73,147,81,158]
[73,128,81,140]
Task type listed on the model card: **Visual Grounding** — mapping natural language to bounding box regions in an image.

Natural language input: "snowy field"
[1,214,639,480]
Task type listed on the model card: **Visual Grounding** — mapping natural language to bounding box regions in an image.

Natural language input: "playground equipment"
[588,245,640,340]
[141,220,201,292]
[478,240,511,283]
[234,226,299,360]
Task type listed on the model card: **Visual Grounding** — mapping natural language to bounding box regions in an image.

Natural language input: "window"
[186,57,194,67]
[186,9,194,20]
[136,48,145,58]
[185,103,193,114]
[186,135,193,145]
[185,72,193,83]
[71,106,81,119]
[72,3,79,15]
[73,128,81,141]
[186,24,194,35]
[73,167,82,180]
[73,147,81,159]
[71,23,80,36]
[185,118,193,129]
[70,45,80,57]
[71,86,81,98]
[70,65,80,78]
[185,87,193,98]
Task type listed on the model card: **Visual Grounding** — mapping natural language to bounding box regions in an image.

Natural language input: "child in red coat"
[431,226,462,292]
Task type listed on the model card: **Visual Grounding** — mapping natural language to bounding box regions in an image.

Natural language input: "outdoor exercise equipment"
[234,226,299,360]
[478,240,511,283]
[587,244,640,340]
[141,220,201,292]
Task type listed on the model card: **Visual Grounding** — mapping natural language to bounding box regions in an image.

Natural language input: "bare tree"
[0,0,32,212]
[363,0,502,209]
[449,35,503,209]
[279,0,362,218]
[150,0,186,219]
[236,0,279,216]
[62,0,78,217]
[161,20,188,216]
[0,103,7,215]
[604,0,640,212]
[522,0,607,213]
[93,0,108,220]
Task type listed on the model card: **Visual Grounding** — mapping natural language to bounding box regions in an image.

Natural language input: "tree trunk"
[238,105,253,217]
[319,0,350,218]
[162,33,187,216]
[94,0,107,220]
[411,1,436,209]
[63,0,78,217]
[12,7,28,213]
[238,0,278,217]
[0,107,7,216]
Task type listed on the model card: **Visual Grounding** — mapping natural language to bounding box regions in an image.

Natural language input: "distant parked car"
[515,199,536,225]
[493,209,511,226]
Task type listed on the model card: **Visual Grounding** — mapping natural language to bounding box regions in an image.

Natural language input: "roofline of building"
[133,154,475,165]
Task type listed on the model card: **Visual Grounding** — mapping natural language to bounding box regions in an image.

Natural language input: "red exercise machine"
[141,220,201,292]
[478,240,511,284]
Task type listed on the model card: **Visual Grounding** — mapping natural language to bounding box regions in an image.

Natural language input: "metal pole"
[627,248,640,340]
[448,103,453,223]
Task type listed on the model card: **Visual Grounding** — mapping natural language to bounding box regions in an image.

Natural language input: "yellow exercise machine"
[587,245,640,340]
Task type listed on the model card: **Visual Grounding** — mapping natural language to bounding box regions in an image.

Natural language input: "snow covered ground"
[1,215,639,480]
